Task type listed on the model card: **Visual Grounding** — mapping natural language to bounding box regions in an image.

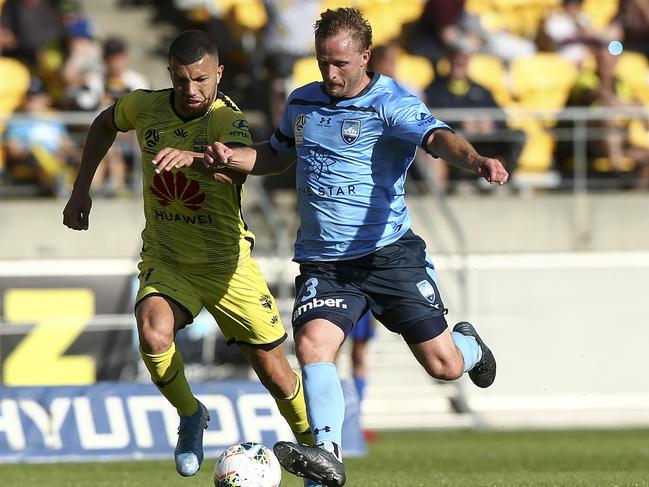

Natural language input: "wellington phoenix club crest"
[341,119,361,144]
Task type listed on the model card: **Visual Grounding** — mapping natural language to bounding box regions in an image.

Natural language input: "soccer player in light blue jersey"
[204,8,508,487]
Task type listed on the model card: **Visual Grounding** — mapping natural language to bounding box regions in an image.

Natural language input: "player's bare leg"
[238,343,312,445]
[409,323,496,388]
[408,329,465,380]
[136,296,209,476]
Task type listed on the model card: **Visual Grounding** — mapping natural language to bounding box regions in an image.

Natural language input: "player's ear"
[362,49,371,67]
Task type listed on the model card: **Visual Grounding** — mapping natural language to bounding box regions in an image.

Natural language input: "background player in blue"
[204,7,508,487]
[346,311,379,442]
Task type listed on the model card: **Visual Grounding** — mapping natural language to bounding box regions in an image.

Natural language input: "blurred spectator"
[0,0,62,69]
[407,0,535,64]
[262,0,318,74]
[564,43,649,188]
[97,36,150,105]
[368,42,424,100]
[258,0,319,193]
[261,0,320,128]
[424,48,523,191]
[89,36,149,197]
[348,311,378,441]
[407,0,481,63]
[540,0,603,66]
[60,17,103,111]
[610,0,649,57]
[2,77,78,196]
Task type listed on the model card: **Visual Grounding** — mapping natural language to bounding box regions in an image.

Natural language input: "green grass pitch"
[2,429,648,486]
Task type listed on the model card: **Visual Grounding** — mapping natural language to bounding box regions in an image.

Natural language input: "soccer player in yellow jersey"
[63,30,310,478]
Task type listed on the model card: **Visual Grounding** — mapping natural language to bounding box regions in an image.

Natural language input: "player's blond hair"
[314,7,373,52]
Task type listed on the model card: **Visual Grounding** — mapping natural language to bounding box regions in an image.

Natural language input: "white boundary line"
[2,252,649,276]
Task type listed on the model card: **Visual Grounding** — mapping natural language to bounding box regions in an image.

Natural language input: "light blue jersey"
[270,73,451,262]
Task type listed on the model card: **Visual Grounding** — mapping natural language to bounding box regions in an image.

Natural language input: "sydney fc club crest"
[341,119,361,144]
[416,280,436,303]
[295,114,306,145]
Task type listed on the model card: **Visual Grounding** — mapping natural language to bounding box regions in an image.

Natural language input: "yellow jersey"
[113,88,255,273]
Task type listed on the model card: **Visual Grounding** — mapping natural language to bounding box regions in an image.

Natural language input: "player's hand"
[476,157,509,185]
[63,191,92,230]
[152,148,195,173]
[204,142,233,172]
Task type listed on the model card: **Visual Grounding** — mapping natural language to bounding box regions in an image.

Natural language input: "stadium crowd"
[1,0,648,196]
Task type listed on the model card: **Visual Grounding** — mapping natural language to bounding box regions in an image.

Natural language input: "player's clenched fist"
[63,191,92,230]
[476,157,509,185]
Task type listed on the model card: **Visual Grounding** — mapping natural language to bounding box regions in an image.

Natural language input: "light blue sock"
[302,362,344,461]
[452,332,483,373]
[353,375,366,403]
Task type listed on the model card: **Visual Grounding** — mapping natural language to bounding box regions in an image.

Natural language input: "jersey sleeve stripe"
[422,126,454,157]
[273,129,295,147]
[110,104,128,132]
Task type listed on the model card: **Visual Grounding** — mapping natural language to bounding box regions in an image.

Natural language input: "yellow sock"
[140,342,197,417]
[274,371,313,446]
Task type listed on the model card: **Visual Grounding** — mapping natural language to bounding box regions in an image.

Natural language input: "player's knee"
[137,316,174,354]
[294,334,336,365]
[294,321,344,365]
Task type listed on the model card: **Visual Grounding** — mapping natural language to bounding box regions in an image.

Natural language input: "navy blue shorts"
[291,230,448,344]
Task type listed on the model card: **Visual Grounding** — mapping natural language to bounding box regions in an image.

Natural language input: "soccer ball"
[214,441,282,487]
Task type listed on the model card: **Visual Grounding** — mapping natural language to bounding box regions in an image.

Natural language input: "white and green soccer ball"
[214,441,282,487]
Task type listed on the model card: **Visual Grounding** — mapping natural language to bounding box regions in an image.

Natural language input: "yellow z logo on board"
[3,289,96,385]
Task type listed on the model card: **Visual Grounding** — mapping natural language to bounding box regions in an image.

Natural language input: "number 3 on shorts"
[300,278,319,302]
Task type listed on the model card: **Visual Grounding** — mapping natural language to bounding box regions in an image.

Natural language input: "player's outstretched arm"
[63,106,119,231]
[152,147,247,184]
[204,141,295,176]
[426,129,509,185]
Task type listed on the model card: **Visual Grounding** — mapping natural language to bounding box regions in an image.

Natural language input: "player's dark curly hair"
[314,7,373,52]
[168,30,219,64]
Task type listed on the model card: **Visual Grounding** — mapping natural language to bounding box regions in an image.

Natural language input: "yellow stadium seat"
[320,0,362,10]
[0,57,30,116]
[581,0,619,29]
[232,0,268,30]
[615,51,649,104]
[629,119,649,149]
[292,56,321,87]
[361,3,404,44]
[465,0,492,15]
[356,0,425,45]
[510,53,577,117]
[507,118,556,172]
[0,57,30,175]
[394,51,434,91]
[467,54,511,106]
[592,156,635,172]
[391,0,426,24]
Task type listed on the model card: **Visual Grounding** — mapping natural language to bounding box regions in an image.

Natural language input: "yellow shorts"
[135,258,286,349]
